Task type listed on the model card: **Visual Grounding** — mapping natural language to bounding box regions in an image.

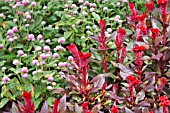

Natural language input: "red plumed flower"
[100,19,106,30]
[22,90,34,113]
[150,28,160,40]
[157,0,168,5]
[136,13,146,23]
[111,105,119,113]
[53,98,60,113]
[146,1,154,12]
[159,95,170,106]
[133,46,146,52]
[82,102,89,110]
[115,27,126,51]
[126,75,141,86]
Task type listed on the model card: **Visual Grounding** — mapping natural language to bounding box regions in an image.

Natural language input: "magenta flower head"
[68,56,73,62]
[40,53,47,59]
[17,50,24,56]
[58,37,65,44]
[0,13,4,18]
[7,29,13,35]
[35,46,41,51]
[22,67,28,73]
[78,0,83,4]
[28,34,35,41]
[53,53,59,58]
[31,1,36,7]
[12,27,18,32]
[2,76,10,82]
[32,59,39,65]
[47,86,53,90]
[0,44,4,49]
[22,0,29,6]
[48,76,54,82]
[13,59,20,65]
[22,73,28,78]
[26,14,31,19]
[58,62,66,67]
[37,34,43,40]
[43,45,50,52]
[71,4,76,9]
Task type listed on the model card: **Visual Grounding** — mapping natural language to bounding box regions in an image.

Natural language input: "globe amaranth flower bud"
[58,37,65,44]
[17,50,24,56]
[53,53,59,58]
[22,73,28,78]
[22,67,28,73]
[48,76,54,82]
[13,59,20,65]
[28,34,35,41]
[43,45,50,52]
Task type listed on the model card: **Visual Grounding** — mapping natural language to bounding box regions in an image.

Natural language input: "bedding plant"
[0,0,170,113]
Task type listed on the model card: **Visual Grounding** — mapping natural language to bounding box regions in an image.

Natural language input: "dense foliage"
[0,0,170,113]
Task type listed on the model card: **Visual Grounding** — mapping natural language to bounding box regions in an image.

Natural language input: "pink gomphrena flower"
[2,76,10,84]
[103,7,108,11]
[12,27,18,32]
[32,71,37,75]
[8,47,13,52]
[31,1,36,7]
[58,62,66,67]
[90,8,95,12]
[52,82,56,86]
[32,59,39,65]
[25,12,30,15]
[8,38,14,42]
[78,0,83,4]
[17,50,24,56]
[71,4,76,9]
[25,24,30,27]
[26,14,31,19]
[41,21,46,25]
[37,34,43,40]
[68,56,73,62]
[0,13,4,18]
[43,45,50,52]
[64,4,68,8]
[116,2,120,6]
[13,59,20,65]
[40,53,47,59]
[47,86,53,90]
[22,0,29,6]
[4,0,9,2]
[22,67,29,73]
[84,1,90,6]
[54,45,64,51]
[92,3,96,8]
[123,0,128,3]
[58,37,65,44]
[22,73,28,78]
[45,39,51,44]
[0,44,4,49]
[28,34,35,41]
[7,29,13,35]
[13,36,18,40]
[103,0,108,2]
[115,15,120,22]
[14,0,19,2]
[2,67,6,71]
[35,46,41,51]
[40,61,46,65]
[82,11,87,16]
[53,53,59,58]
[48,76,54,82]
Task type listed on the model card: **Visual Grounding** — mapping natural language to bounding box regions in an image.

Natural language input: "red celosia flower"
[149,111,154,113]
[150,28,160,40]
[136,13,146,23]
[157,77,167,93]
[157,0,168,5]
[129,2,135,13]
[67,43,91,68]
[102,82,107,91]
[133,46,146,52]
[100,19,106,30]
[115,27,126,51]
[22,90,34,113]
[146,1,154,13]
[82,102,89,110]
[53,98,60,113]
[159,95,170,113]
[159,95,170,106]
[111,105,119,113]
[118,46,126,63]
[126,75,141,86]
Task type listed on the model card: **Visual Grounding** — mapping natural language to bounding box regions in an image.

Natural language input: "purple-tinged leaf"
[136,41,149,49]
[106,31,117,42]
[90,73,110,83]
[11,102,19,113]
[91,104,101,113]
[59,94,66,113]
[136,91,145,102]
[75,103,83,113]
[125,107,134,113]
[53,88,65,94]
[90,88,98,93]
[154,36,162,46]
[138,101,150,107]
[40,101,48,113]
[142,107,149,113]
[90,34,99,41]
[143,72,156,81]
[66,102,74,112]
[94,77,105,88]
[110,95,125,104]
[152,53,163,60]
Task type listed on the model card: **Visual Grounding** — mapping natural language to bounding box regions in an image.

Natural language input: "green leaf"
[64,31,72,39]
[34,97,43,110]
[0,98,9,108]
[92,12,100,22]
[47,97,54,106]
